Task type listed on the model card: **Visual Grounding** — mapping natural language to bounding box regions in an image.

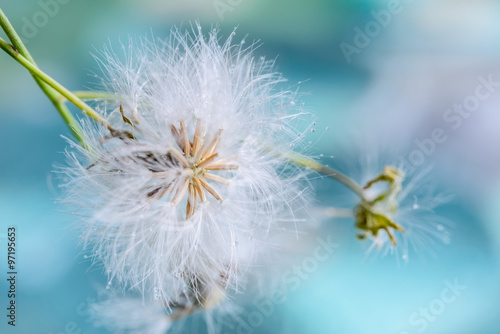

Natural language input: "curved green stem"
[0,37,113,131]
[284,151,366,200]
[72,91,120,100]
[0,9,30,61]
[0,9,85,144]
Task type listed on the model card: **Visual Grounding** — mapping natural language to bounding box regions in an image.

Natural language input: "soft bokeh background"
[1,0,500,333]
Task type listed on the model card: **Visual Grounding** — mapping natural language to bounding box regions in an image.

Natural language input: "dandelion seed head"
[326,137,452,263]
[58,24,312,307]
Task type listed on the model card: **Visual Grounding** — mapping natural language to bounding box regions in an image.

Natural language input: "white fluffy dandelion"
[59,24,312,309]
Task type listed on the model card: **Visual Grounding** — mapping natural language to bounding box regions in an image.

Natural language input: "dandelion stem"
[72,91,120,100]
[0,36,114,130]
[0,9,86,144]
[284,151,367,200]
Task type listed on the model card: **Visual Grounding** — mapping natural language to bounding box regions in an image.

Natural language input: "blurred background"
[1,0,499,333]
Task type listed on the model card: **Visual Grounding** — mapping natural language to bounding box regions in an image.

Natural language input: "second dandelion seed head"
[355,166,406,246]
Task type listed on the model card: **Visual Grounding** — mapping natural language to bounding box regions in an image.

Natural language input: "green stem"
[0,9,30,60]
[285,151,366,200]
[0,9,85,144]
[73,91,120,100]
[0,37,113,131]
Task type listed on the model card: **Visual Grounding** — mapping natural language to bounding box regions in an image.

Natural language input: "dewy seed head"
[152,119,238,219]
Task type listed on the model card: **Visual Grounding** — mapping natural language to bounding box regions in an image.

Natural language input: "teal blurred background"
[1,0,500,333]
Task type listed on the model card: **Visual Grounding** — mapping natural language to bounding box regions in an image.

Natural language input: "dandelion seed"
[59,23,312,310]
[353,162,451,261]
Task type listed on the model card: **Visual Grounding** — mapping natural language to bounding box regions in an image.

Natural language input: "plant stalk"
[0,36,112,130]
[0,9,86,143]
[285,151,366,200]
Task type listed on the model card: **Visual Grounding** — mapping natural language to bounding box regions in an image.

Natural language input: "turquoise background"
[1,1,500,333]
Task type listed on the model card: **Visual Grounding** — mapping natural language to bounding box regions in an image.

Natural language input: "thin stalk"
[0,9,85,143]
[285,151,366,200]
[72,91,120,100]
[325,207,355,218]
[0,9,33,63]
[0,37,113,130]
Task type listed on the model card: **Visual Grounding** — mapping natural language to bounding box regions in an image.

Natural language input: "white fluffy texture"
[59,25,311,306]
[365,167,452,262]
[323,138,451,263]
[354,154,452,263]
[91,297,171,334]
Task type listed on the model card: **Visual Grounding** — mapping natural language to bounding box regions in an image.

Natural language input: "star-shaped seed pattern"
[151,120,238,219]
